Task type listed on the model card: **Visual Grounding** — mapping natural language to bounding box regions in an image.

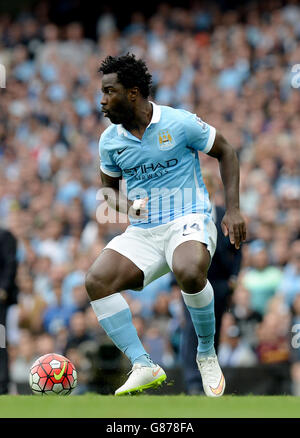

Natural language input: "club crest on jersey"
[158,129,175,150]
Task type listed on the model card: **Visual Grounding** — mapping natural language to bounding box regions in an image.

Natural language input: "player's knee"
[173,263,207,293]
[85,269,110,301]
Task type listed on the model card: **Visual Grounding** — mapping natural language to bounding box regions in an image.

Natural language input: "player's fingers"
[233,224,241,249]
[242,222,247,242]
[238,223,247,248]
[221,222,228,236]
[235,222,246,247]
[229,227,235,246]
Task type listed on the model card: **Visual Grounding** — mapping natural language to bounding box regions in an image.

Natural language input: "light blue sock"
[181,280,216,358]
[134,354,153,366]
[91,293,149,365]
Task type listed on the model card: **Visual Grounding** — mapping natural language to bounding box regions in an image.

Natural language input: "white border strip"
[181,281,214,308]
[202,126,216,154]
[100,165,122,177]
[91,293,129,320]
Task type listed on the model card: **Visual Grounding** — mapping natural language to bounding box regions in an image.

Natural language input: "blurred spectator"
[132,315,147,341]
[276,240,300,307]
[203,171,242,348]
[218,324,258,367]
[143,323,175,369]
[0,228,19,394]
[63,347,92,394]
[230,284,262,349]
[126,273,172,318]
[288,294,300,370]
[70,283,90,312]
[256,297,291,364]
[84,305,107,344]
[42,283,76,336]
[242,240,282,316]
[64,311,95,353]
[135,291,178,368]
[9,330,36,394]
[16,268,46,334]
[35,332,56,357]
[152,293,173,335]
[290,362,300,396]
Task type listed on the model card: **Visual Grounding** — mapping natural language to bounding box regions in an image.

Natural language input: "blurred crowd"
[0,0,299,395]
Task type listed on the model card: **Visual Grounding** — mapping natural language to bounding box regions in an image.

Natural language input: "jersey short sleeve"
[181,111,216,154]
[99,135,122,177]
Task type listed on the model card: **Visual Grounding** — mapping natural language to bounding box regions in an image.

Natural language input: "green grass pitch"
[0,394,300,418]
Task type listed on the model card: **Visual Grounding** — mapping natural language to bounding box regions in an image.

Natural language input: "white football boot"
[196,355,225,397]
[115,363,167,396]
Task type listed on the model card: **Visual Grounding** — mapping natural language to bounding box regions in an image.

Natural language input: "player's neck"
[122,100,153,140]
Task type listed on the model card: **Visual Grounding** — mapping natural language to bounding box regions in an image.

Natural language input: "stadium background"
[0,0,299,396]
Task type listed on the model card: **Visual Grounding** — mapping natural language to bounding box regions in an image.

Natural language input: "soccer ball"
[29,353,77,395]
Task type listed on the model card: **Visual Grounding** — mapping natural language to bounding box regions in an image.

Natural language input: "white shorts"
[105,213,217,290]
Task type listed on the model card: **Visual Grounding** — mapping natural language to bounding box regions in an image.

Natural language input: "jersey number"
[183,223,201,236]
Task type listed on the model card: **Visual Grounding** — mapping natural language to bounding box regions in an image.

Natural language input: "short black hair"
[99,53,152,99]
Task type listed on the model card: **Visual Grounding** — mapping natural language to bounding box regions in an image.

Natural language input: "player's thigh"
[165,214,217,291]
[85,248,144,300]
[105,227,168,289]
[172,240,211,289]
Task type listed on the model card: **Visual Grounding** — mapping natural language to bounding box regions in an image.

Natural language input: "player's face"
[101,73,134,125]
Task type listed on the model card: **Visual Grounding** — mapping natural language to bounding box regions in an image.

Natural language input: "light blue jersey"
[99,102,216,228]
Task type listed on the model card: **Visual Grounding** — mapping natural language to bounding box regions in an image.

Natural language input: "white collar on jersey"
[116,101,161,136]
[148,101,161,125]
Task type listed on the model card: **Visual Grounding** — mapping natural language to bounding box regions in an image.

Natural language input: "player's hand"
[221,208,246,249]
[128,197,149,220]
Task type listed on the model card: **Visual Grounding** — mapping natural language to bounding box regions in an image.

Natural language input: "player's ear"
[128,86,139,101]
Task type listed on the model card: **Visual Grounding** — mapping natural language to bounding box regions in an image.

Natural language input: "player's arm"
[100,170,133,215]
[100,170,148,218]
[207,131,246,249]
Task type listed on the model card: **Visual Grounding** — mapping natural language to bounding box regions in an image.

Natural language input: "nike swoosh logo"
[209,373,225,396]
[53,361,67,381]
[117,147,128,155]
[182,230,198,236]
[152,367,161,377]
